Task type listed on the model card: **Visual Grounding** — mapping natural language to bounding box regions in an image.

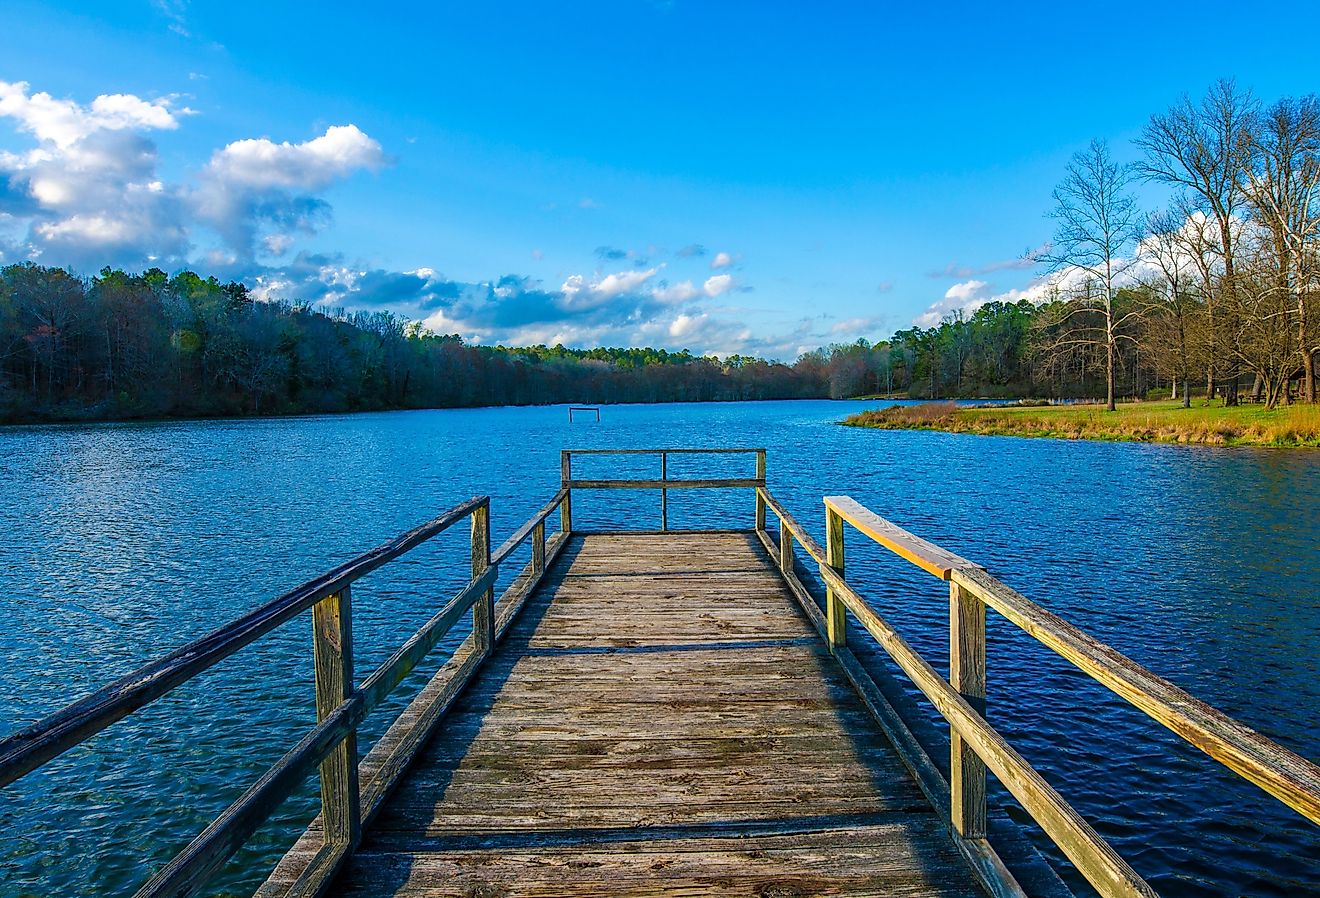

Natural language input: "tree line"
[0,264,824,422]
[2,81,1314,423]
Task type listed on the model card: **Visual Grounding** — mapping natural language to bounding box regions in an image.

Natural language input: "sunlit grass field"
[843,399,1320,448]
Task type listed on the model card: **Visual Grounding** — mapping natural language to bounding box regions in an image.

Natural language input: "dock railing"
[0,488,570,898]
[559,447,765,532]
[756,486,1320,898]
[4,449,1317,898]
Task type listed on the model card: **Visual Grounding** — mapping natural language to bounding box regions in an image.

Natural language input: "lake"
[1,400,1316,897]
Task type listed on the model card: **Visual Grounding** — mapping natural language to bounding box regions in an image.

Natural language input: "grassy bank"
[841,399,1320,448]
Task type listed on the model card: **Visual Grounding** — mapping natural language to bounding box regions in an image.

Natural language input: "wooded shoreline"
[842,400,1320,448]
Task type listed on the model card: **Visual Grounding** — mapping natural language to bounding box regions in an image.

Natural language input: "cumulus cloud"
[912,275,1062,328]
[0,80,187,148]
[202,125,384,192]
[0,80,384,269]
[196,125,386,257]
[0,80,193,267]
[710,251,733,269]
[703,273,734,297]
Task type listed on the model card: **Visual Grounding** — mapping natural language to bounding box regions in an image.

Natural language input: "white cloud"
[710,251,733,269]
[0,80,187,149]
[202,125,385,192]
[703,273,734,297]
[652,280,699,303]
[668,313,703,338]
[0,79,382,269]
[195,124,387,257]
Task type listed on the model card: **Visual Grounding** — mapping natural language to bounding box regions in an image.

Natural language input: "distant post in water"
[949,580,987,838]
[311,586,361,848]
[824,504,846,650]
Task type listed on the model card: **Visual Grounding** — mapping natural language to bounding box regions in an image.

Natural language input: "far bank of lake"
[842,399,1320,448]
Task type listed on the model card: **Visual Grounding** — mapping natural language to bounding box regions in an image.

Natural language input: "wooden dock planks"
[275,531,986,897]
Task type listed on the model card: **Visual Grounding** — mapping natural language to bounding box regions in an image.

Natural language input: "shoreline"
[840,400,1320,449]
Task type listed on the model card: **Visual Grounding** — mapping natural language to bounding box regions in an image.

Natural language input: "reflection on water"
[0,401,1316,897]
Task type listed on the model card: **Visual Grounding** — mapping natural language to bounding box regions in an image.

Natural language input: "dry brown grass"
[843,400,1320,448]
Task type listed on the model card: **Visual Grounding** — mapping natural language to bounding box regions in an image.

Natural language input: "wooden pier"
[2,448,1318,898]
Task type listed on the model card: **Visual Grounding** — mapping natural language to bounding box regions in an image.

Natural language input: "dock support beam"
[560,451,572,534]
[754,449,767,532]
[312,586,361,849]
[824,504,846,650]
[950,580,987,838]
[471,502,494,657]
[660,451,668,532]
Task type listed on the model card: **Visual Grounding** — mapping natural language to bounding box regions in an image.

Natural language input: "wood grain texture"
[823,496,975,581]
[295,532,987,898]
[312,587,360,849]
[949,580,987,839]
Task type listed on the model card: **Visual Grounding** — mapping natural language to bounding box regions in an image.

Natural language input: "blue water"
[0,400,1316,897]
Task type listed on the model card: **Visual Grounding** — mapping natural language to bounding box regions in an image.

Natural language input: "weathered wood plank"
[309,532,989,898]
[823,495,975,581]
[311,588,360,849]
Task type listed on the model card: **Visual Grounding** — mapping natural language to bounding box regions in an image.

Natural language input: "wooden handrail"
[816,563,1154,898]
[2,491,571,898]
[819,495,1320,827]
[824,495,976,580]
[492,488,567,566]
[562,448,766,532]
[761,490,1320,898]
[758,488,826,563]
[564,447,765,455]
[950,566,1320,826]
[0,495,488,787]
[566,477,762,490]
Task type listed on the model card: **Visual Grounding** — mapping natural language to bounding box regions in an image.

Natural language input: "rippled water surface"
[1,401,1317,897]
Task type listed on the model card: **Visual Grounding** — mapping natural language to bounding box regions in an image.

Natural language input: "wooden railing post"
[311,586,360,849]
[533,520,546,574]
[560,451,572,534]
[950,578,988,838]
[824,504,846,650]
[754,449,767,532]
[779,520,793,575]
[660,451,668,532]
[471,502,494,656]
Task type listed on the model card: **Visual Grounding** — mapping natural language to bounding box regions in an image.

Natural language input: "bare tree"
[1137,79,1257,404]
[1243,95,1320,402]
[1041,138,1143,410]
[1140,209,1201,407]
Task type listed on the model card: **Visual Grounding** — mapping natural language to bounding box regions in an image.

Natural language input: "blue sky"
[2,1,1316,359]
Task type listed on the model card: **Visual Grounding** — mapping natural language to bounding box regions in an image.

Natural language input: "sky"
[1,1,1317,360]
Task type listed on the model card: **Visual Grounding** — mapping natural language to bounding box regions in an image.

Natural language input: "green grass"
[841,399,1320,448]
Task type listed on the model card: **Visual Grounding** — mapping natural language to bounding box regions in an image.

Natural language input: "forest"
[1,83,1315,423]
[0,264,825,422]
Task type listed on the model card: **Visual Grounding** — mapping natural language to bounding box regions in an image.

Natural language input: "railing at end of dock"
[559,447,765,532]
